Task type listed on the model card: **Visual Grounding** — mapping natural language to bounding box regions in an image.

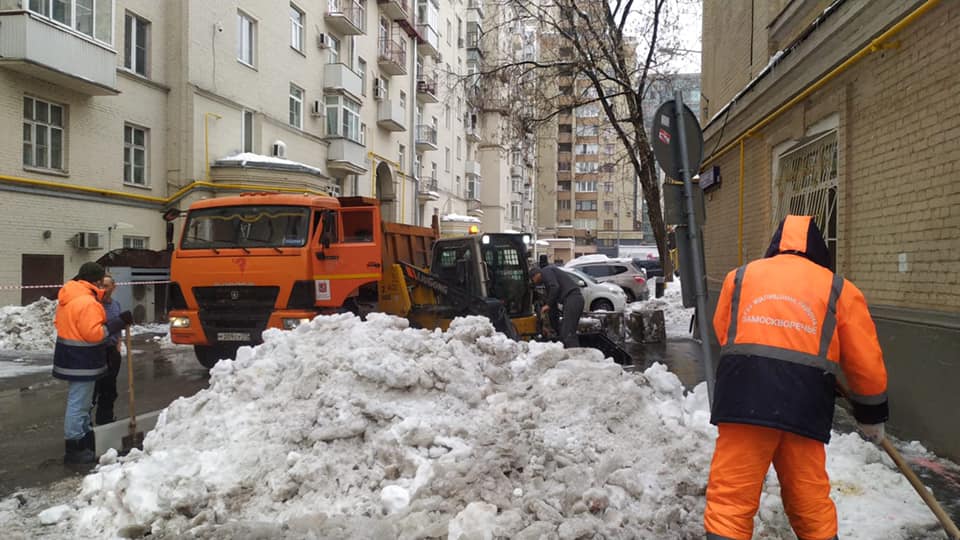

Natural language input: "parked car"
[561,268,628,312]
[632,257,663,278]
[565,258,650,302]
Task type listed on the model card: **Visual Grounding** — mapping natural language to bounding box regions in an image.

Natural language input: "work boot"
[63,439,96,465]
[95,411,116,426]
[81,430,97,453]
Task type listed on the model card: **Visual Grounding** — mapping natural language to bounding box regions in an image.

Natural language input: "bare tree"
[465,0,692,273]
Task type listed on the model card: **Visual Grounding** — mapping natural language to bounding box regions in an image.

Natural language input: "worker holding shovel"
[704,215,888,540]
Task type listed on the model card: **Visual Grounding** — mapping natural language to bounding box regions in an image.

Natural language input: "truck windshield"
[181,205,311,249]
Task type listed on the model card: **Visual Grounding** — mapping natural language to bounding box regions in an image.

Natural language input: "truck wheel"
[590,299,615,312]
[194,345,238,369]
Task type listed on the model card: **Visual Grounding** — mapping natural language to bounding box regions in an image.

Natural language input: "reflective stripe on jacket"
[711,215,889,443]
[53,280,108,381]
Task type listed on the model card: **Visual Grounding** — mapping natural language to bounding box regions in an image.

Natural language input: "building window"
[290,4,305,52]
[511,203,521,221]
[446,19,451,44]
[358,58,367,95]
[241,110,254,153]
[575,124,598,136]
[325,95,362,141]
[558,162,571,172]
[431,162,438,181]
[558,200,571,210]
[445,105,451,128]
[399,144,406,169]
[123,124,148,186]
[604,201,614,212]
[605,143,616,154]
[122,235,149,249]
[603,220,614,231]
[400,90,407,110]
[28,0,113,43]
[604,182,614,193]
[774,130,839,269]
[23,97,65,171]
[289,84,304,128]
[445,148,450,171]
[576,104,599,117]
[238,11,256,66]
[575,181,596,192]
[575,162,598,173]
[456,137,462,159]
[328,35,341,64]
[124,13,149,76]
[575,144,599,155]
[575,200,597,211]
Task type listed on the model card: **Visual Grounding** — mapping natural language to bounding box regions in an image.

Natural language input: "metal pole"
[673,90,716,404]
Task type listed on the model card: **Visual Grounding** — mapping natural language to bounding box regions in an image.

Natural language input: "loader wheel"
[590,299,615,312]
[194,345,239,369]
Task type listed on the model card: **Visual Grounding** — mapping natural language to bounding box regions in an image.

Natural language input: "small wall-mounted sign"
[700,165,721,191]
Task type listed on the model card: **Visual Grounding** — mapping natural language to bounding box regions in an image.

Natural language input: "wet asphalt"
[0,335,209,497]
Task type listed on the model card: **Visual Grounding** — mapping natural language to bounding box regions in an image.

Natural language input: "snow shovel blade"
[93,410,161,454]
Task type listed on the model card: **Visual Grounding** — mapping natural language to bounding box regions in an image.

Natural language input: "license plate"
[217,332,250,342]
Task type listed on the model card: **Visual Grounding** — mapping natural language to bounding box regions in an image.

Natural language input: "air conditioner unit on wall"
[71,232,103,250]
[317,33,329,49]
[373,80,385,100]
[271,140,287,158]
[311,100,324,117]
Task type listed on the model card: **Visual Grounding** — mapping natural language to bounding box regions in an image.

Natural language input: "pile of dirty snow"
[0,298,57,351]
[627,279,695,338]
[40,314,943,539]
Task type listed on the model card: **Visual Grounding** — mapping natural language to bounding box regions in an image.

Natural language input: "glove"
[858,422,885,444]
[105,311,134,334]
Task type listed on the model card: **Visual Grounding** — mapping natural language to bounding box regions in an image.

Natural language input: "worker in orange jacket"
[704,215,888,540]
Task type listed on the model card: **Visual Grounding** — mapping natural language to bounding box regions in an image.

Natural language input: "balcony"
[416,24,440,58]
[466,178,481,201]
[378,38,407,76]
[326,0,366,35]
[415,125,438,151]
[466,31,484,60]
[327,138,369,175]
[0,12,118,95]
[465,160,481,178]
[377,0,409,21]
[418,176,440,201]
[416,74,439,103]
[323,63,363,101]
[468,0,484,21]
[377,99,406,131]
[465,124,481,143]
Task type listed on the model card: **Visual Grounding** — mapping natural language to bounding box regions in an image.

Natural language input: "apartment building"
[0,0,525,308]
[701,0,960,460]
[534,36,642,260]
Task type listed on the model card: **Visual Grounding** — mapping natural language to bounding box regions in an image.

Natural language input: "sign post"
[651,93,716,405]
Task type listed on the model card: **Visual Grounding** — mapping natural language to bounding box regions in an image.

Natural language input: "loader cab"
[431,237,487,300]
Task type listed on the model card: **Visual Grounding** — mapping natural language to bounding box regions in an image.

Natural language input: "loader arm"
[397,261,520,340]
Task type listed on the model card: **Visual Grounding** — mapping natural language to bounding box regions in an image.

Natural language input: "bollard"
[655,277,665,298]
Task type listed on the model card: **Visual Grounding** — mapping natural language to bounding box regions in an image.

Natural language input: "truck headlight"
[282,318,311,330]
[169,316,191,329]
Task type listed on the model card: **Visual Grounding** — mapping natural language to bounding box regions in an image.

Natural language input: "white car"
[562,268,628,312]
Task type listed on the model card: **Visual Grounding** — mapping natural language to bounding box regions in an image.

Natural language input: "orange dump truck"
[166,192,436,367]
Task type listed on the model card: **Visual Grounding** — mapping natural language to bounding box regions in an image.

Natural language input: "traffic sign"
[651,100,703,180]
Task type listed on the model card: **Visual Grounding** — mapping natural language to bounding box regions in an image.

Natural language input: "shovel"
[839,384,960,539]
[121,326,144,453]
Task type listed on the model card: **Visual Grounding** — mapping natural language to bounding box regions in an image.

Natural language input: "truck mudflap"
[576,332,633,365]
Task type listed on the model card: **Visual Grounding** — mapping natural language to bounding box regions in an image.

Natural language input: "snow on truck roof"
[187,192,339,209]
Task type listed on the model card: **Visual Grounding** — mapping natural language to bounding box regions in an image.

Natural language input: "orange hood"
[764,215,832,269]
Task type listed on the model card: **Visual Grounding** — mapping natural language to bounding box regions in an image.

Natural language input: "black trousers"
[549,291,584,348]
[93,346,122,425]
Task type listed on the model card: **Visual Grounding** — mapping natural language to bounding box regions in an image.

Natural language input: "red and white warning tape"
[0,280,172,291]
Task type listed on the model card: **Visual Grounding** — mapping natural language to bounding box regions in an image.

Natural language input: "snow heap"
[61,314,941,539]
[217,152,324,175]
[0,297,57,351]
[627,280,696,339]
[440,214,482,224]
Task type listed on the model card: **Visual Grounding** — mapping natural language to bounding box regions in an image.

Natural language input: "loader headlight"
[282,318,311,330]
[169,316,191,329]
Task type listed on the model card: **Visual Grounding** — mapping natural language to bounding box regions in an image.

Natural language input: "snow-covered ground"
[1,313,946,539]
[0,297,171,354]
[627,278,696,338]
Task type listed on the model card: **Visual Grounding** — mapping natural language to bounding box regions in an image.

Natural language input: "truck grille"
[193,286,279,343]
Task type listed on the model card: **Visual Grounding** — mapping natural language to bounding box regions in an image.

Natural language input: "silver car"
[565,258,650,302]
[562,268,628,312]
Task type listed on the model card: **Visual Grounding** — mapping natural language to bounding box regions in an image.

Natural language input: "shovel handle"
[126,326,136,432]
[838,384,960,538]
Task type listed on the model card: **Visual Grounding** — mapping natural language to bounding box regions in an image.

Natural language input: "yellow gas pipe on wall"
[705,0,940,265]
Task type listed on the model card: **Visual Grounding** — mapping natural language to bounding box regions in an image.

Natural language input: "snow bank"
[0,298,56,351]
[64,314,941,539]
[627,279,695,338]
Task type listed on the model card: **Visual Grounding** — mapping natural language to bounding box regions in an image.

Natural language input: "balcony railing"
[378,37,407,76]
[415,124,438,151]
[466,32,483,53]
[416,74,438,103]
[326,0,366,35]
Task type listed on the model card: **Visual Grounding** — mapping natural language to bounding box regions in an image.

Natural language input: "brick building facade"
[701,0,960,459]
